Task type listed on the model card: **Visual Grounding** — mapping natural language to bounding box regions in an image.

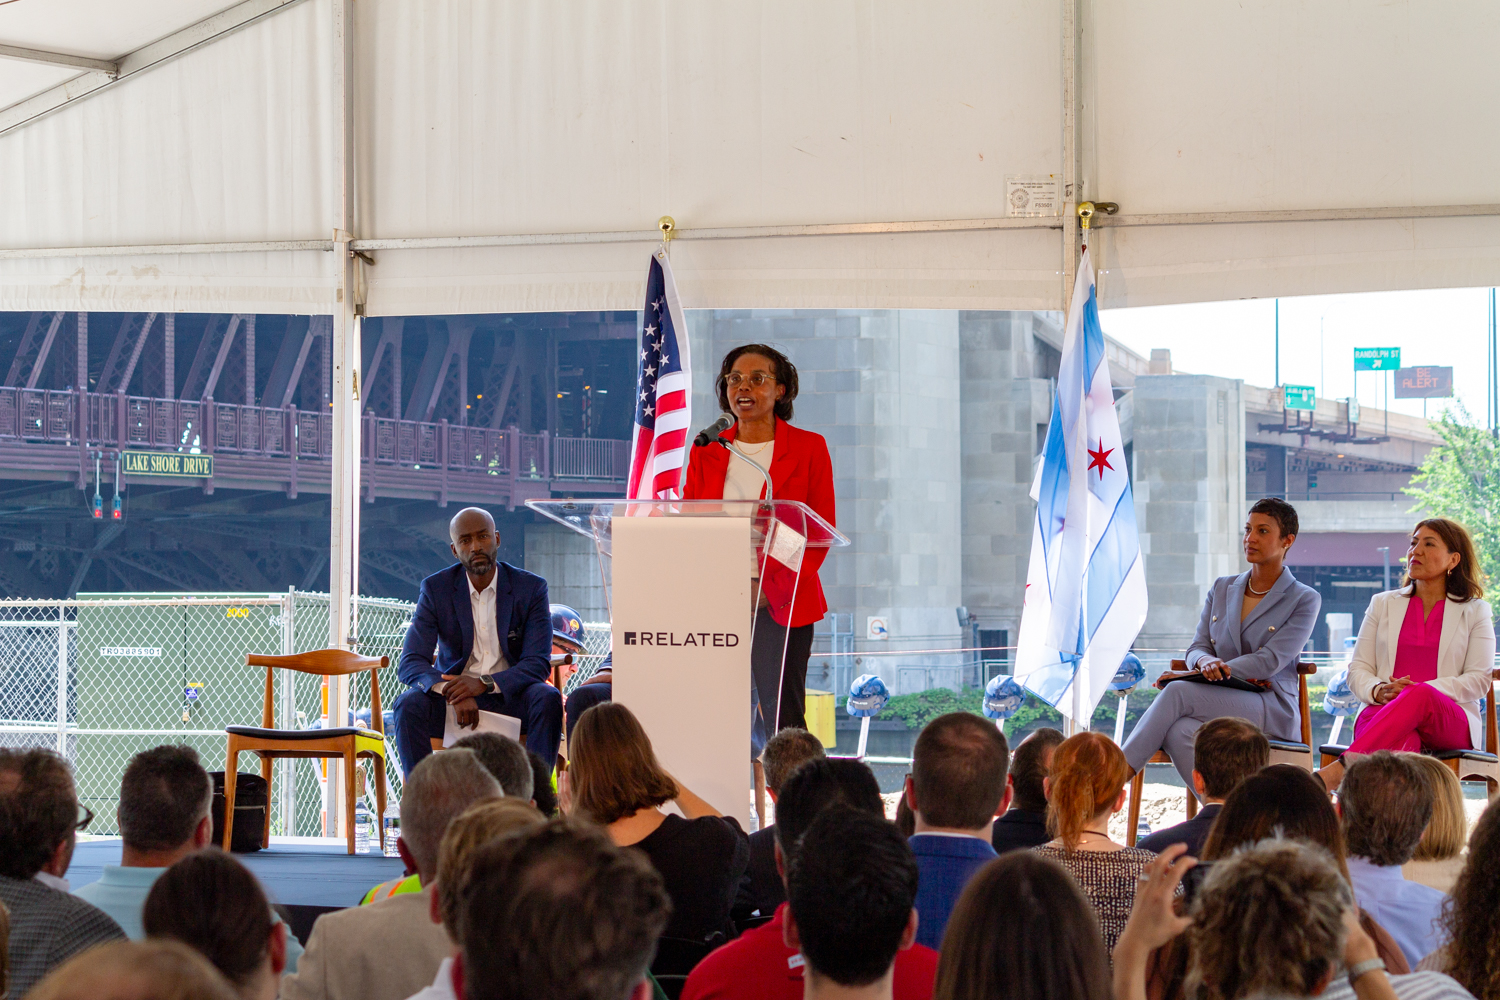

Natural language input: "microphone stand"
[716,436,774,503]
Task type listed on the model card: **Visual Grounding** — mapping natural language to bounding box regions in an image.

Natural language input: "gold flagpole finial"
[658,216,677,241]
[1077,201,1096,231]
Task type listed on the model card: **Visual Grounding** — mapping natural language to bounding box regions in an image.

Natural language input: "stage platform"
[68,839,406,945]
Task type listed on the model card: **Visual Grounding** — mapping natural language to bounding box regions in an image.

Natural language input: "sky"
[1100,287,1496,423]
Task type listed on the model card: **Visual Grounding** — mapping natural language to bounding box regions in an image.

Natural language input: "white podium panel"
[610,515,752,818]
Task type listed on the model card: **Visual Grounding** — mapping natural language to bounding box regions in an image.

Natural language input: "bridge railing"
[0,387,628,485]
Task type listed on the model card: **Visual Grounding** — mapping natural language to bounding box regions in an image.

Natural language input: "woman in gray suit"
[1122,497,1321,790]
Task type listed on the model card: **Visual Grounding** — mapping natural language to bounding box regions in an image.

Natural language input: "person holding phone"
[1121,497,1320,791]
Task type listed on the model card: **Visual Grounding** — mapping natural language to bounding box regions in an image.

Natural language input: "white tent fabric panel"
[357,0,1061,237]
[363,228,1062,316]
[0,0,331,312]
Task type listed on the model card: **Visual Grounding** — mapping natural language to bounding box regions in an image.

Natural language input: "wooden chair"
[1126,660,1317,846]
[223,649,389,855]
[1319,668,1499,796]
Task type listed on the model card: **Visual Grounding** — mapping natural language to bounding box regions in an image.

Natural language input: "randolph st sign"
[122,450,213,478]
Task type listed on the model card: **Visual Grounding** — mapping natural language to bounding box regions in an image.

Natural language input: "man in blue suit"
[905,712,1010,950]
[394,507,561,776]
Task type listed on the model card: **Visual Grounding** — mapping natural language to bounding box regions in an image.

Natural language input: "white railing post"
[55,601,68,755]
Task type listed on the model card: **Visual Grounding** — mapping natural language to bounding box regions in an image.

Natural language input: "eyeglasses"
[724,372,775,389]
[76,803,94,831]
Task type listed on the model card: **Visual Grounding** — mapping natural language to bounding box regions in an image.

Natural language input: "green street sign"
[1282,384,1316,411]
[1354,347,1401,371]
[123,450,213,478]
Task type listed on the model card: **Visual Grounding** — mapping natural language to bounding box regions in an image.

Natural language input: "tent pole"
[1060,0,1081,308]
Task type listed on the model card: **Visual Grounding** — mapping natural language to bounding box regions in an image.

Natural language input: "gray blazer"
[1184,569,1321,740]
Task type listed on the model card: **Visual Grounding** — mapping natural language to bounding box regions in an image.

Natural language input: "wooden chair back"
[244,649,389,733]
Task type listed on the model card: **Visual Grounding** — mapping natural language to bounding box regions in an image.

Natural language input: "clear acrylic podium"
[527,499,848,818]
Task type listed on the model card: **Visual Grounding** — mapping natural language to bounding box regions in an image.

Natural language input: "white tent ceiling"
[2,0,1498,316]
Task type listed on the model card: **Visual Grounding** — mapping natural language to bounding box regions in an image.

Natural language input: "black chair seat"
[1321,743,1497,764]
[226,726,382,742]
[1267,738,1311,753]
[1319,744,1349,758]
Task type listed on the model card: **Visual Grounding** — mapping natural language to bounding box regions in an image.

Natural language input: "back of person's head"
[459,818,670,1000]
[1340,750,1432,867]
[786,806,917,989]
[1045,732,1129,850]
[451,733,534,802]
[1009,727,1065,814]
[401,749,503,880]
[527,751,558,817]
[760,727,826,797]
[118,745,213,852]
[437,798,547,942]
[911,712,1009,829]
[1192,718,1269,800]
[142,848,279,998]
[934,852,1110,1000]
[773,757,884,856]
[1440,796,1500,1000]
[26,939,239,1000]
[1201,764,1348,877]
[0,747,78,879]
[1187,838,1349,1000]
[569,703,676,824]
[1402,753,1466,862]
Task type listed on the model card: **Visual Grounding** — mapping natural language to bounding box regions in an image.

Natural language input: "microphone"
[693,415,733,448]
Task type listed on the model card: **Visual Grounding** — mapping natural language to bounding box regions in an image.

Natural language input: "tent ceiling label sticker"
[1006,176,1060,217]
[122,450,213,478]
[1353,347,1400,371]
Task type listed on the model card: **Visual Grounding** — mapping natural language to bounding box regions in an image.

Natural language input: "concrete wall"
[1134,374,1246,651]
[523,521,610,623]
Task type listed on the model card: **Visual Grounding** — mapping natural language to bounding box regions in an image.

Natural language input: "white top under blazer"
[1346,589,1496,750]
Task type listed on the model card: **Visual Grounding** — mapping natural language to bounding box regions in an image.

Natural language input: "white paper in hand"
[443,704,522,746]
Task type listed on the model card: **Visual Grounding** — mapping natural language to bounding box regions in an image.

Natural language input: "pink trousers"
[1347,681,1471,754]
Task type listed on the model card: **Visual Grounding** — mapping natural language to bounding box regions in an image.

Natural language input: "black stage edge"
[69,840,407,945]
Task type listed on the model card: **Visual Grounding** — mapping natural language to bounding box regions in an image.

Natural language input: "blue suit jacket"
[1183,569,1320,741]
[398,562,552,701]
[909,833,997,950]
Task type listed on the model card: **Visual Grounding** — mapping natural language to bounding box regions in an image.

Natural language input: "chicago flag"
[1014,249,1148,730]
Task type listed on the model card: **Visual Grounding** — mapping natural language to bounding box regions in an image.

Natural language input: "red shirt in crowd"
[680,903,939,1000]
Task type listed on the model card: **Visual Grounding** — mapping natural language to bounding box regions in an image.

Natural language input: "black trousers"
[751,615,815,735]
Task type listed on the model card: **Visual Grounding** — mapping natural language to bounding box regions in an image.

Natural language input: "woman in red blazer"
[683,344,836,740]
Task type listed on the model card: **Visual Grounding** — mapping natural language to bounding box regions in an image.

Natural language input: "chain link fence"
[0,594,615,840]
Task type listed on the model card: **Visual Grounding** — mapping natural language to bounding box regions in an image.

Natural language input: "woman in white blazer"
[1315,517,1495,792]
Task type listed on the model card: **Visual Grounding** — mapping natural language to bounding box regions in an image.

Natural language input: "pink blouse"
[1392,595,1444,684]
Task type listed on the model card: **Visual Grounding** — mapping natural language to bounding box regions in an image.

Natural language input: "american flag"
[626,249,692,499]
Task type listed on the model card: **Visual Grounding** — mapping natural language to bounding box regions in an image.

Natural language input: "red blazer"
[683,418,836,628]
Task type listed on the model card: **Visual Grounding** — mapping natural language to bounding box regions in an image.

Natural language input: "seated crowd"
[1,702,1498,1000]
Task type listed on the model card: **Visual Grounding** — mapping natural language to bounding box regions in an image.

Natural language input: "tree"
[1403,406,1500,590]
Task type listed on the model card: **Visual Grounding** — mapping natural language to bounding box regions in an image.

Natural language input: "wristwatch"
[479,675,496,694]
[1347,958,1386,986]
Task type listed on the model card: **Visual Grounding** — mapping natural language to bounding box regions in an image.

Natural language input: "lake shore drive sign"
[122,451,213,478]
[1282,384,1317,411]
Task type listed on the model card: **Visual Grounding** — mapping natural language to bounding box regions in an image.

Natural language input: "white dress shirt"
[1347,855,1448,969]
[437,573,508,695]
[401,957,458,1000]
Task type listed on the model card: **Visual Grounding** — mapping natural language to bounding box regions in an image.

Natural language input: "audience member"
[1,897,10,1000]
[568,702,748,942]
[784,806,919,1000]
[904,712,1008,949]
[0,748,124,997]
[1111,840,1444,1000]
[70,745,302,971]
[683,758,938,1000]
[404,798,546,1000]
[25,939,239,1000]
[738,727,825,917]
[1420,797,1500,998]
[1032,731,1153,955]
[934,850,1111,1000]
[527,750,559,817]
[1401,753,1468,893]
[991,727,1063,854]
[457,818,671,1000]
[1136,718,1268,857]
[281,749,501,1000]
[894,793,916,838]
[142,848,287,1000]
[364,734,536,906]
[1340,751,1445,969]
